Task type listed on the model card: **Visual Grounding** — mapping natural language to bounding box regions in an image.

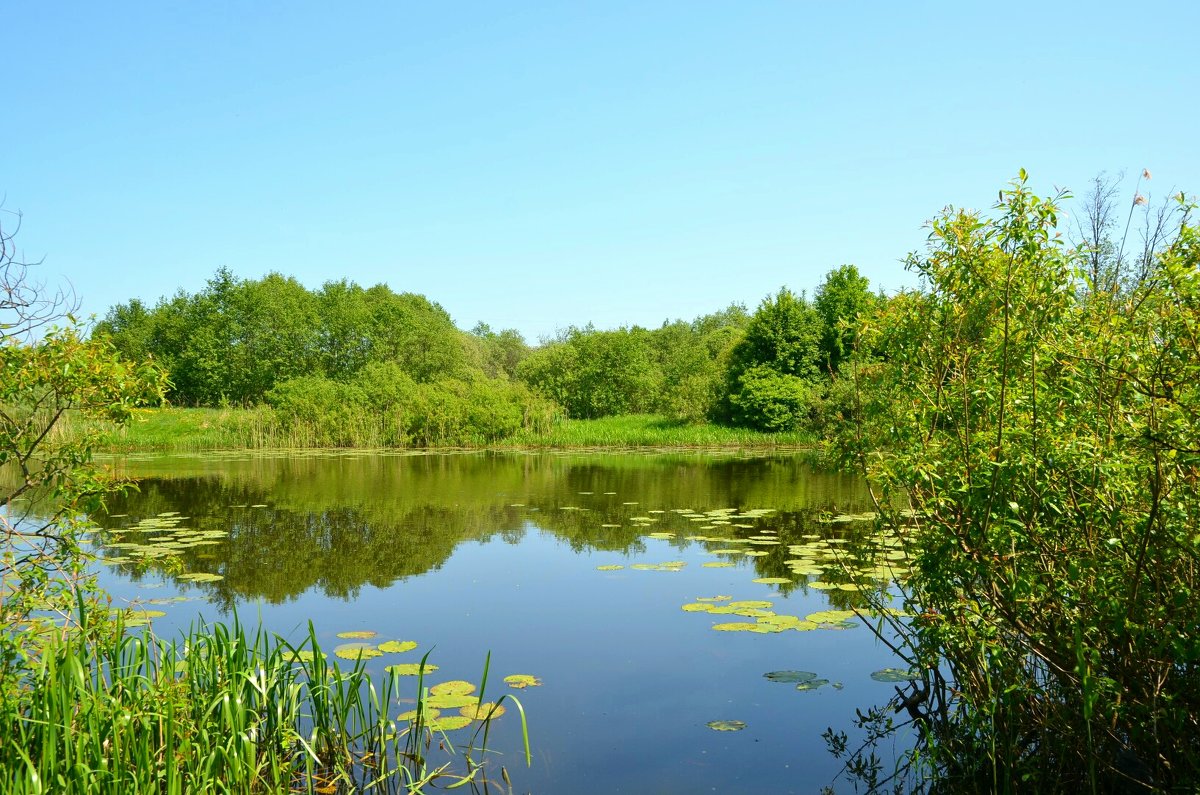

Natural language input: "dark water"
[89,450,911,794]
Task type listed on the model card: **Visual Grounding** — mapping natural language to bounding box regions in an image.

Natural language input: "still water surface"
[90,451,909,794]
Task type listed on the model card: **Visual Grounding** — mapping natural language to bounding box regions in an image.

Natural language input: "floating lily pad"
[727,600,773,610]
[707,720,746,732]
[427,715,473,731]
[378,640,418,654]
[871,668,922,683]
[681,602,715,612]
[177,572,224,582]
[695,595,732,602]
[712,622,758,632]
[398,708,440,721]
[752,577,793,585]
[702,562,735,568]
[386,663,440,676]
[596,564,625,571]
[763,670,819,684]
[795,678,832,691]
[806,610,857,624]
[430,680,476,696]
[126,609,166,620]
[425,693,479,709]
[282,650,323,663]
[503,674,542,689]
[336,630,378,640]
[743,551,768,557]
[461,702,506,720]
[334,643,381,660]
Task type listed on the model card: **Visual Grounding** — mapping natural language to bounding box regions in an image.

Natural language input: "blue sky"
[4,2,1196,342]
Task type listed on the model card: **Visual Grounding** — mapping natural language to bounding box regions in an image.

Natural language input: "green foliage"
[719,288,824,430]
[814,264,876,372]
[265,370,554,448]
[96,271,482,406]
[725,365,815,432]
[0,616,528,794]
[1,214,169,694]
[517,326,661,419]
[833,175,1200,791]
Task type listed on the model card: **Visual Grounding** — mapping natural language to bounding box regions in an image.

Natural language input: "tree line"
[93,264,881,441]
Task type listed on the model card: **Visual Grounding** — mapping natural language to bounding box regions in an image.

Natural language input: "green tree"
[814,264,875,372]
[833,175,1200,791]
[1,214,166,685]
[719,288,823,430]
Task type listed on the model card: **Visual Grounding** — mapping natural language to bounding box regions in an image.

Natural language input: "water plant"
[0,612,531,794]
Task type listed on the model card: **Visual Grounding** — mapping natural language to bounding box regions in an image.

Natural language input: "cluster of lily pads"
[680,596,861,633]
[322,630,542,732]
[92,511,228,583]
[592,502,918,600]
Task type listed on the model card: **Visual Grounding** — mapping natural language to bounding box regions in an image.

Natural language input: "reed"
[0,609,529,794]
[63,407,812,453]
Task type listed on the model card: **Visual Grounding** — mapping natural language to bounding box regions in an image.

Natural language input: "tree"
[814,264,875,373]
[1,211,166,685]
[719,288,823,430]
[833,175,1200,790]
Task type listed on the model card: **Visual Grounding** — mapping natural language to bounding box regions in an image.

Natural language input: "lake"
[88,450,915,794]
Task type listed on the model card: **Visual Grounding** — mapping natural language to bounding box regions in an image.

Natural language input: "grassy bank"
[74,408,811,453]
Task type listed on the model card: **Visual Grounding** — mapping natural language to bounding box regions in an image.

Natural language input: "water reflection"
[94,452,873,606]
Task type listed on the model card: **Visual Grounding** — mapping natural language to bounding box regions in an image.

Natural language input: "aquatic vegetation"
[377,640,419,653]
[596,564,625,571]
[336,630,378,639]
[503,674,542,689]
[763,670,820,684]
[461,702,506,720]
[870,668,921,683]
[386,662,440,676]
[333,642,382,660]
[706,720,746,731]
[430,680,476,696]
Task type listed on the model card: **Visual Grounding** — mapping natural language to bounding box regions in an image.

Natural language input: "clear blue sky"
[5,2,1196,343]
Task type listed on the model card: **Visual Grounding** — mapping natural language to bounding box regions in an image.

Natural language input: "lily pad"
[681,602,716,612]
[727,600,773,610]
[695,595,732,602]
[386,663,440,676]
[712,622,758,632]
[334,643,382,660]
[596,564,625,571]
[425,693,479,709]
[763,670,818,684]
[430,680,476,696]
[398,707,440,721]
[378,640,418,654]
[336,630,378,640]
[461,702,506,720]
[503,674,542,689]
[795,678,832,691]
[427,715,473,731]
[752,577,793,585]
[702,562,735,568]
[282,650,323,663]
[871,668,922,683]
[706,720,746,732]
[177,572,224,582]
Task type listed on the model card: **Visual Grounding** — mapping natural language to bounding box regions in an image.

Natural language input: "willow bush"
[833,175,1200,792]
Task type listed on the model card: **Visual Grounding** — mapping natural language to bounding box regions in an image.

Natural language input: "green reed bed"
[0,614,528,794]
[68,408,811,453]
[500,413,811,449]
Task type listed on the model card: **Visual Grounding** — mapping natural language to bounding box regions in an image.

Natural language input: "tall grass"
[0,609,528,794]
[62,408,812,453]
